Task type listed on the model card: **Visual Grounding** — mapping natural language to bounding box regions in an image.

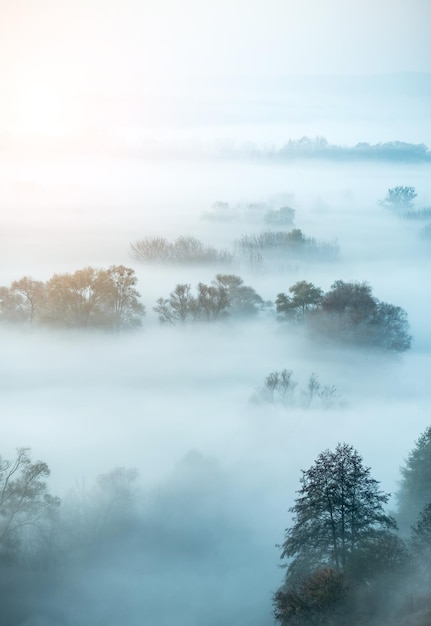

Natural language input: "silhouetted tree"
[279,443,396,579]
[397,426,431,533]
[274,444,400,625]
[0,448,59,559]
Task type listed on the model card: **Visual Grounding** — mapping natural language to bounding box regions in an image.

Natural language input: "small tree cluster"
[380,186,417,211]
[237,229,339,261]
[254,370,339,409]
[130,235,234,265]
[276,279,411,352]
[0,266,145,331]
[154,274,266,324]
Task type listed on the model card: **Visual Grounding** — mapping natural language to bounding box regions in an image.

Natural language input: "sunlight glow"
[6,82,84,137]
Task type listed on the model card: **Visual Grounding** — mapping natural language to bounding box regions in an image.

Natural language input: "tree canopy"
[277,279,411,352]
[279,443,396,579]
[0,266,145,330]
[397,426,431,533]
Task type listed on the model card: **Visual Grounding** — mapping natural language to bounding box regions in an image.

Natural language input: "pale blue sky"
[0,0,430,135]
[1,0,430,94]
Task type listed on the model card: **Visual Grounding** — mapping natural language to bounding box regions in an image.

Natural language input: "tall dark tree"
[397,426,431,533]
[279,443,396,580]
[274,444,402,626]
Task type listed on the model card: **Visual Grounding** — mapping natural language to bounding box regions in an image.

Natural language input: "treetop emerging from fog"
[277,280,411,352]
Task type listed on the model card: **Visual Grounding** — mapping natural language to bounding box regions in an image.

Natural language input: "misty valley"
[1,153,431,626]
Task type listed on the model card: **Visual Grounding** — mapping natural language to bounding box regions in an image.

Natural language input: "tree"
[0,287,27,324]
[372,301,411,352]
[273,567,349,626]
[41,266,145,330]
[213,274,265,316]
[380,186,417,210]
[10,277,46,325]
[276,281,323,321]
[154,284,196,324]
[130,235,233,265]
[0,448,59,559]
[310,280,411,352]
[195,282,229,320]
[279,443,396,580]
[97,265,145,330]
[44,267,101,327]
[321,280,376,323]
[154,275,265,324]
[410,503,431,591]
[397,426,431,532]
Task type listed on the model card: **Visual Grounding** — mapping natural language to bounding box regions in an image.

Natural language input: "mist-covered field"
[1,127,431,623]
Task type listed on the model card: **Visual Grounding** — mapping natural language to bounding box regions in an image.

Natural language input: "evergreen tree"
[397,426,431,533]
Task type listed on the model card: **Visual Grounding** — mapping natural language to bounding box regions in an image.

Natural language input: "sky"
[0,0,430,105]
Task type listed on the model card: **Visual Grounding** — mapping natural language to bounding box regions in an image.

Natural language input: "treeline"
[0,265,145,330]
[273,426,431,626]
[0,270,411,353]
[130,229,339,267]
[154,274,268,324]
[276,137,431,162]
[133,136,431,163]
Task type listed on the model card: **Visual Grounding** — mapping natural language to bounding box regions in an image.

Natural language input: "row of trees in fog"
[0,270,411,351]
[0,265,145,330]
[273,427,431,625]
[130,229,339,266]
[3,426,431,624]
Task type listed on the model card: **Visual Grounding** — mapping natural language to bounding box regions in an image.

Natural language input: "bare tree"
[0,448,59,558]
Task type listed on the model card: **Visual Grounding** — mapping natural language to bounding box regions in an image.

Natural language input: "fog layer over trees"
[1,73,431,624]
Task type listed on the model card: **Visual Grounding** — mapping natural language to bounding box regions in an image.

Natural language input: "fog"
[1,117,431,622]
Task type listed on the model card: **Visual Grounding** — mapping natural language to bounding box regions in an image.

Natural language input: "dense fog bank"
[1,143,430,625]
